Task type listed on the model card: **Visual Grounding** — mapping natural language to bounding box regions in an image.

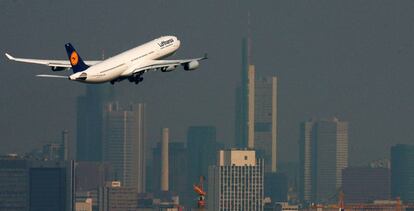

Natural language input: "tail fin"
[65,43,89,73]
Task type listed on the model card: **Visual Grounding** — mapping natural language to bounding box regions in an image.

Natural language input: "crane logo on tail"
[70,52,79,66]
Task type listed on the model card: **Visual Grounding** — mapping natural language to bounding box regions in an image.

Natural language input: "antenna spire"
[247,11,252,64]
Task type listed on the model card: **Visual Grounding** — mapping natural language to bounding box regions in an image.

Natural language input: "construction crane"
[193,176,206,208]
[338,191,344,211]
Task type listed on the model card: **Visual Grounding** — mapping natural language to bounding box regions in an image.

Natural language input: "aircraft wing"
[5,53,101,68]
[131,54,208,74]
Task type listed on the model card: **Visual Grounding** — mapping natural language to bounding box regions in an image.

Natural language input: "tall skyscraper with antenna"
[235,13,278,173]
[235,12,255,149]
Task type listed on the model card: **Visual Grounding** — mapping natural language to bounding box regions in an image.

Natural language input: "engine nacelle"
[51,66,70,71]
[161,65,177,72]
[183,61,200,71]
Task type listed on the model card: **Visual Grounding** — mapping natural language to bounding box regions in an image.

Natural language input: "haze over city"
[1,0,414,173]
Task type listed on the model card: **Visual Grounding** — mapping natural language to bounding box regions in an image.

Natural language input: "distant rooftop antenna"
[247,11,252,64]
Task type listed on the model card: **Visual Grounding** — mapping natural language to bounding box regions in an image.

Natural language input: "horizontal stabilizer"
[36,74,69,79]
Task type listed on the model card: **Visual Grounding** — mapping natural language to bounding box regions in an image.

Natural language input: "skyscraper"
[102,102,145,192]
[299,121,314,202]
[29,160,75,211]
[75,161,113,192]
[391,144,414,202]
[235,38,255,149]
[299,118,348,202]
[342,167,390,203]
[77,85,114,161]
[152,142,188,205]
[264,172,288,202]
[235,38,279,174]
[187,126,220,184]
[208,149,264,211]
[0,156,30,211]
[100,181,139,211]
[186,126,220,207]
[255,76,278,172]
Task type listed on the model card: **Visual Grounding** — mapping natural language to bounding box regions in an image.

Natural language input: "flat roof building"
[208,149,264,211]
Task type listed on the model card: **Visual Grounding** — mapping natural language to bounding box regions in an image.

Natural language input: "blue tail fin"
[65,43,89,73]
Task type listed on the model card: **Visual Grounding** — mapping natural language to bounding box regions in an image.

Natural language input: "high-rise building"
[255,76,278,172]
[0,156,30,211]
[29,160,75,211]
[187,126,221,185]
[299,121,314,202]
[278,162,300,202]
[342,167,390,203]
[235,38,255,149]
[77,84,114,161]
[235,39,279,174]
[100,181,138,211]
[208,149,264,211]
[299,118,348,202]
[0,157,75,211]
[75,161,113,192]
[102,102,145,192]
[152,140,189,205]
[187,126,222,204]
[264,172,288,203]
[391,144,414,202]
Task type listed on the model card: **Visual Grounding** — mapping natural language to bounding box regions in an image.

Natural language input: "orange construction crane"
[338,191,345,211]
[193,176,206,208]
[396,197,402,211]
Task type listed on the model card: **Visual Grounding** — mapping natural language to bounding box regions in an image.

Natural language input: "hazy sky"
[1,0,414,165]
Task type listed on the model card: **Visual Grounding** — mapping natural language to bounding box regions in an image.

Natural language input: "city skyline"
[2,1,414,209]
[2,1,414,167]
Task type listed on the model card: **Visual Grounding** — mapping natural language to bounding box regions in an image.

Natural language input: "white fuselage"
[69,36,180,83]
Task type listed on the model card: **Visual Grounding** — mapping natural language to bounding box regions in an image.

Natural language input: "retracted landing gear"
[128,73,144,85]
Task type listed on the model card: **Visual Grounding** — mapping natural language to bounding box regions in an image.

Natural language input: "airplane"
[5,36,207,85]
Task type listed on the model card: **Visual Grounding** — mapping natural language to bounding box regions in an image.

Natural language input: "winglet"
[203,53,208,60]
[5,53,14,60]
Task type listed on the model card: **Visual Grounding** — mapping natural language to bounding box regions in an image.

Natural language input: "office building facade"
[0,157,29,211]
[102,102,146,192]
[299,118,348,202]
[77,85,114,161]
[208,149,264,211]
[100,181,138,211]
[29,161,74,211]
[342,167,390,203]
[187,126,220,180]
[255,76,278,172]
[152,142,188,203]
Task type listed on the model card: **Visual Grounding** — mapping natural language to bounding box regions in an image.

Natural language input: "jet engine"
[161,65,177,72]
[183,61,199,71]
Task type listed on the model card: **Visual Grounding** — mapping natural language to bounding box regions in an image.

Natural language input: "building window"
[244,156,248,160]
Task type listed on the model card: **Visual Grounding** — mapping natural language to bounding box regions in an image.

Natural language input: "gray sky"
[1,0,414,165]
